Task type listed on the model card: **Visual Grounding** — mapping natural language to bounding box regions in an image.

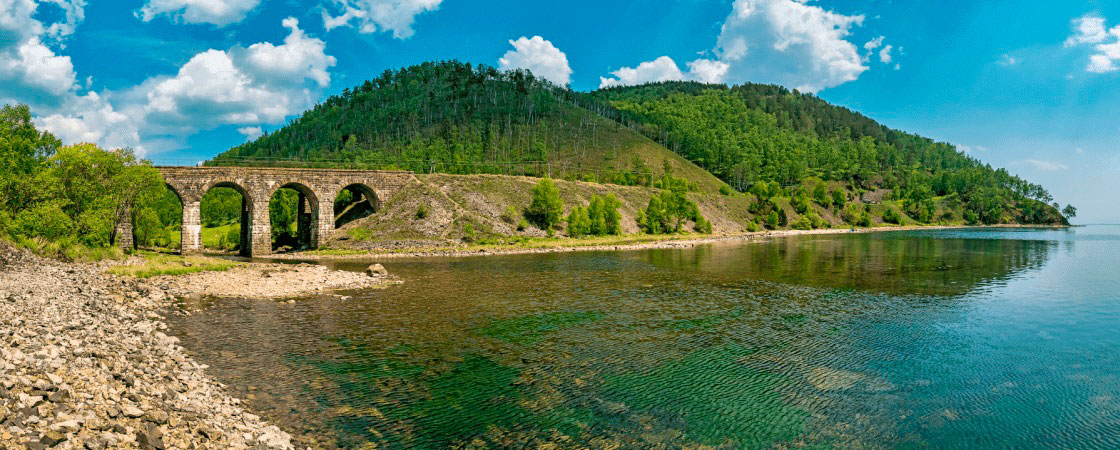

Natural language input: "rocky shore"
[0,243,296,449]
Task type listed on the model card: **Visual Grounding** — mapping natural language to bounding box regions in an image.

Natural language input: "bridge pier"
[182,201,202,255]
[248,200,272,257]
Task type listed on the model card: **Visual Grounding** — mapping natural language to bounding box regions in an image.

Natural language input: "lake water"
[167,226,1120,448]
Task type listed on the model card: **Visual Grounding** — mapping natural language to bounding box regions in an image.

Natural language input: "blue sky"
[1,0,1118,223]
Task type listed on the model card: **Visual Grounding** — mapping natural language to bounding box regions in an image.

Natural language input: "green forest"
[218,61,1070,226]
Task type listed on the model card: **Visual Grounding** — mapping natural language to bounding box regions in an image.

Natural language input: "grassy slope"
[323,173,968,249]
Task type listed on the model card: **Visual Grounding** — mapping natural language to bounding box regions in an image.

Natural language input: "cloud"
[133,17,335,138]
[998,54,1018,66]
[1065,15,1110,47]
[0,1,80,105]
[1065,14,1120,73]
[238,126,262,141]
[20,17,335,156]
[878,45,892,64]
[34,92,141,150]
[1019,159,1070,171]
[237,18,335,87]
[712,0,869,93]
[136,0,260,27]
[600,0,876,93]
[0,37,77,97]
[498,36,572,86]
[321,0,441,39]
[864,36,884,51]
[599,56,728,88]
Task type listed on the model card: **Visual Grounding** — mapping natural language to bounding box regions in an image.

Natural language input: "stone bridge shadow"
[117,167,413,257]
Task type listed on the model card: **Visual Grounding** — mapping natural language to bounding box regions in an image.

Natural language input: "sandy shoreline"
[270,224,1066,261]
[149,263,399,301]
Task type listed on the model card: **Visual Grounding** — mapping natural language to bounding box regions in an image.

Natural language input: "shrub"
[566,206,591,237]
[831,190,846,210]
[416,203,428,219]
[525,178,563,232]
[883,207,903,225]
[719,185,733,196]
[841,204,871,227]
[694,217,713,234]
[638,189,705,235]
[500,205,519,224]
[812,182,830,206]
[15,203,74,240]
[517,218,529,232]
[218,224,240,251]
[766,210,780,229]
[587,194,622,236]
[791,216,814,230]
[746,220,760,233]
[462,222,477,243]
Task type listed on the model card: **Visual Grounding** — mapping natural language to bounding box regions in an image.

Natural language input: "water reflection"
[163,228,1120,449]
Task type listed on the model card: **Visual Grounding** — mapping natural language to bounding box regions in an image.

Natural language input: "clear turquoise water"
[168,226,1120,448]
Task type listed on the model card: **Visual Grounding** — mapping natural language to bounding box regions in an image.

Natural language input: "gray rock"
[121,405,143,418]
[143,410,168,425]
[135,423,165,450]
[365,264,388,277]
[40,430,66,446]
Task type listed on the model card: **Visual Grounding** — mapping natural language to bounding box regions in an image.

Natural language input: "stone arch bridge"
[118,167,414,257]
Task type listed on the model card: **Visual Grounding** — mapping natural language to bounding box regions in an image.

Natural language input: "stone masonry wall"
[118,167,414,256]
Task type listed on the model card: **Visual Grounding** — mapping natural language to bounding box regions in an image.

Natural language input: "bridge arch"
[268,181,321,251]
[199,180,257,257]
[335,182,381,229]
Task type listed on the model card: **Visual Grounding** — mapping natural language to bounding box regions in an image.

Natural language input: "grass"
[201,224,238,249]
[107,251,242,278]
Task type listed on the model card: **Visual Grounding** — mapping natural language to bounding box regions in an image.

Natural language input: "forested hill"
[213,61,726,193]
[591,81,1065,225]
[215,61,1067,226]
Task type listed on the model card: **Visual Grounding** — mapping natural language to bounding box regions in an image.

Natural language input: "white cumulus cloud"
[878,44,893,64]
[238,126,262,141]
[20,17,335,156]
[599,0,877,93]
[599,56,728,88]
[136,0,261,27]
[321,0,441,39]
[713,0,868,93]
[1065,14,1120,74]
[498,36,572,86]
[134,17,335,138]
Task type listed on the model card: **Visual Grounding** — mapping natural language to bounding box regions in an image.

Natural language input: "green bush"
[218,224,240,251]
[15,203,74,241]
[841,203,871,227]
[694,217,713,234]
[525,178,563,232]
[719,185,733,196]
[517,218,529,232]
[746,220,760,233]
[462,222,477,243]
[500,204,519,224]
[416,203,428,219]
[831,190,846,210]
[566,206,591,237]
[639,189,706,235]
[883,207,903,225]
[587,194,622,236]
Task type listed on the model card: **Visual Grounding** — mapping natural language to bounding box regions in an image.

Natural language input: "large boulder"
[365,264,388,277]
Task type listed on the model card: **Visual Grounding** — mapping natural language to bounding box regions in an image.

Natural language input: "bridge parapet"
[118,166,414,257]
